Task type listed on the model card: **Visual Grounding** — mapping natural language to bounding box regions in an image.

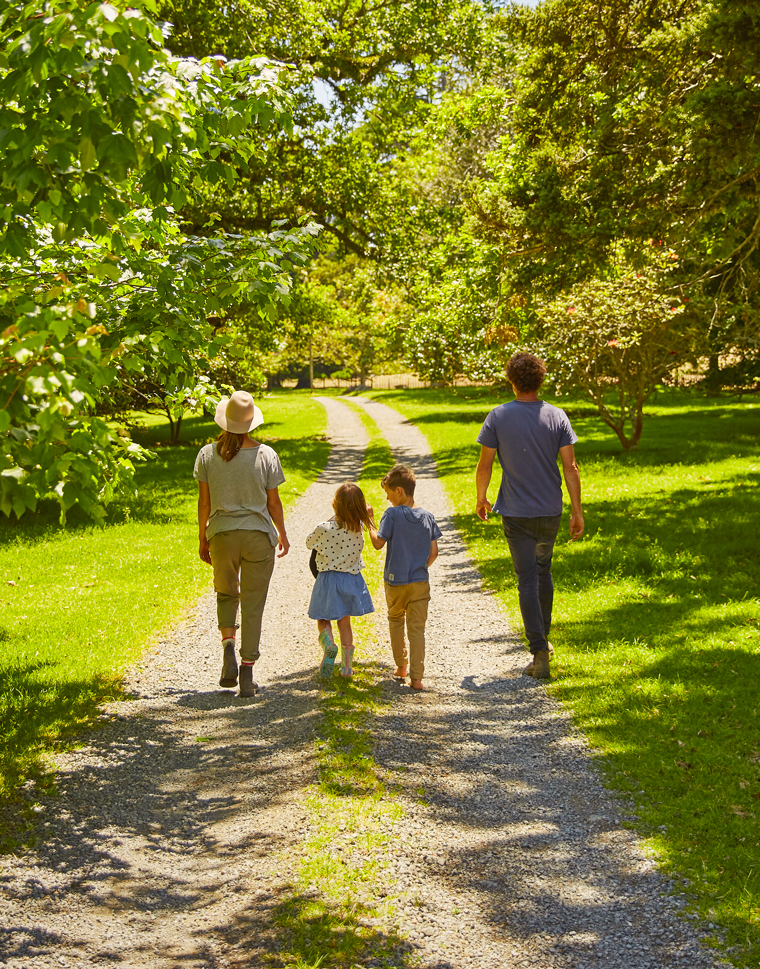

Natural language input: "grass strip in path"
[368,386,760,969]
[268,404,416,969]
[0,392,328,844]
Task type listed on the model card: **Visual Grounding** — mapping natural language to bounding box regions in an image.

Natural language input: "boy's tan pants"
[209,529,275,663]
[385,580,430,680]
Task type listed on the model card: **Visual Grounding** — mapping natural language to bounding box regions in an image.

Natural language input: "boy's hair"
[333,482,374,533]
[505,352,547,394]
[382,464,416,497]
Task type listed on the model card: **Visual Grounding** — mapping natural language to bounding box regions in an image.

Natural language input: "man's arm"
[266,487,290,557]
[476,445,497,520]
[559,444,584,540]
[426,539,438,568]
[198,481,211,564]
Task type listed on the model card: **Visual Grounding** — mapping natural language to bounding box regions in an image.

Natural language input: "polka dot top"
[305,518,365,574]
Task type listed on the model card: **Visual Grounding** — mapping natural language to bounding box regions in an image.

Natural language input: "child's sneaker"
[340,645,355,678]
[319,630,337,679]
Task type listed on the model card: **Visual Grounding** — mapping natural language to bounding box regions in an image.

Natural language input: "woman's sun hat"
[214,391,264,434]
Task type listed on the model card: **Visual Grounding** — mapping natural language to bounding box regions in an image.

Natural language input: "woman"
[194,391,289,697]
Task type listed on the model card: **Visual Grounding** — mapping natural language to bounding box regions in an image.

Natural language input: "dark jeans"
[502,515,562,654]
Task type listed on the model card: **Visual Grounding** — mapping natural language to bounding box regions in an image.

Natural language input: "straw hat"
[213,391,264,434]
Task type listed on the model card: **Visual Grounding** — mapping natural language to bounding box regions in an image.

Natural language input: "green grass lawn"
[369,386,760,967]
[0,392,329,840]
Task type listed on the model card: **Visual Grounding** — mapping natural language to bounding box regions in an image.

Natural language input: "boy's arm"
[368,523,386,551]
[426,539,438,568]
[368,505,388,550]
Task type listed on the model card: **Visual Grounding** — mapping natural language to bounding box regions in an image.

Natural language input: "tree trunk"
[309,329,314,392]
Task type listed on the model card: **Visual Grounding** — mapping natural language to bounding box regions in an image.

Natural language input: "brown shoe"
[238,664,258,697]
[219,639,238,688]
[530,650,551,679]
[523,643,554,676]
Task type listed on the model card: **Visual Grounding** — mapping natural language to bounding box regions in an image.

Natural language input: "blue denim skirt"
[308,570,375,621]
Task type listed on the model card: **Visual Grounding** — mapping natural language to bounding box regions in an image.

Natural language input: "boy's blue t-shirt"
[377,505,442,586]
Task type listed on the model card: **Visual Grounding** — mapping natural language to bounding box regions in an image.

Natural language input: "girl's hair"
[333,482,374,534]
[216,430,246,462]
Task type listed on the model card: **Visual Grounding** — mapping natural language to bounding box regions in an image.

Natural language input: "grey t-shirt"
[377,505,442,586]
[477,400,577,517]
[193,443,285,543]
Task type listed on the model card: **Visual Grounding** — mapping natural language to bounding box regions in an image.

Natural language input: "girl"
[194,390,289,697]
[306,482,375,679]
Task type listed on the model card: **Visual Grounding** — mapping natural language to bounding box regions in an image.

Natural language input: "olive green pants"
[385,580,430,680]
[209,529,275,663]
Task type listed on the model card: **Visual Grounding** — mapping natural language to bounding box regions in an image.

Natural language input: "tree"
[0,0,319,520]
[532,249,701,449]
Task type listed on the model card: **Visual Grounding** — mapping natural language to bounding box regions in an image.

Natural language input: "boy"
[369,464,441,690]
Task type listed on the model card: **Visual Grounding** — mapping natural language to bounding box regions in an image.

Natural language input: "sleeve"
[476,411,498,449]
[264,448,286,489]
[377,508,394,542]
[193,447,208,482]
[430,515,442,541]
[305,523,327,551]
[558,411,579,448]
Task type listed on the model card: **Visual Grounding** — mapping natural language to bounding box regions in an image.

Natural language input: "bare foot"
[394,666,408,678]
[409,679,423,691]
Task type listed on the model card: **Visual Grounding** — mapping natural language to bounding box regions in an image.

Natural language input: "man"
[476,352,584,679]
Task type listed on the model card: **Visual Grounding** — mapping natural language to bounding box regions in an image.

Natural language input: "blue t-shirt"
[377,505,442,586]
[477,400,577,518]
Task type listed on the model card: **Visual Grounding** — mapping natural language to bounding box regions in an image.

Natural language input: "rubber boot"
[219,639,238,688]
[340,644,355,678]
[238,664,258,697]
[319,630,337,679]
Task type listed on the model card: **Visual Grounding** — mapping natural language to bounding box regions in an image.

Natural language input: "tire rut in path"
[351,395,722,969]
[0,398,368,969]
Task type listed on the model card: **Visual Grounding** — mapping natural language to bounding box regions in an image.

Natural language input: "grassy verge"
[0,392,329,842]
[269,405,413,969]
[368,386,760,967]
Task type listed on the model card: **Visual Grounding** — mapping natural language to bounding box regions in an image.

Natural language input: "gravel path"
[0,398,368,969]
[0,396,724,969]
[350,395,724,969]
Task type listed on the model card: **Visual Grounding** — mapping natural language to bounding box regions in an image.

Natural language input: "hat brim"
[214,397,265,434]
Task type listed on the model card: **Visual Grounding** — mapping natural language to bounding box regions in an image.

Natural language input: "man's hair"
[333,482,374,533]
[506,352,547,393]
[382,464,416,497]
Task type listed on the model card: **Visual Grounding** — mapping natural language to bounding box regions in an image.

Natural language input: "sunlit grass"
[0,392,329,839]
[268,405,411,968]
[369,385,760,968]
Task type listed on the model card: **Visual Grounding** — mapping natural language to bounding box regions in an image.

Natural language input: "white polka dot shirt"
[305,518,365,574]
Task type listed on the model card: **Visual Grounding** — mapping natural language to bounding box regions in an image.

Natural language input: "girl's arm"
[266,487,290,558]
[426,539,438,568]
[198,481,212,564]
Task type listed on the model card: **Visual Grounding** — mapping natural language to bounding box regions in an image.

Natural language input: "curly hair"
[505,352,547,394]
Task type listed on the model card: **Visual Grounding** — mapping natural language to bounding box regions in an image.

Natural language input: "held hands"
[476,499,492,522]
[277,533,290,558]
[569,511,585,541]
[199,538,212,565]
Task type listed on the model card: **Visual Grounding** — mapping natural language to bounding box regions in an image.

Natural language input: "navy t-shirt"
[377,505,442,585]
[477,400,577,517]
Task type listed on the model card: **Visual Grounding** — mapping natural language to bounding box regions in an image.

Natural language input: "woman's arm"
[267,487,290,557]
[198,481,212,564]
